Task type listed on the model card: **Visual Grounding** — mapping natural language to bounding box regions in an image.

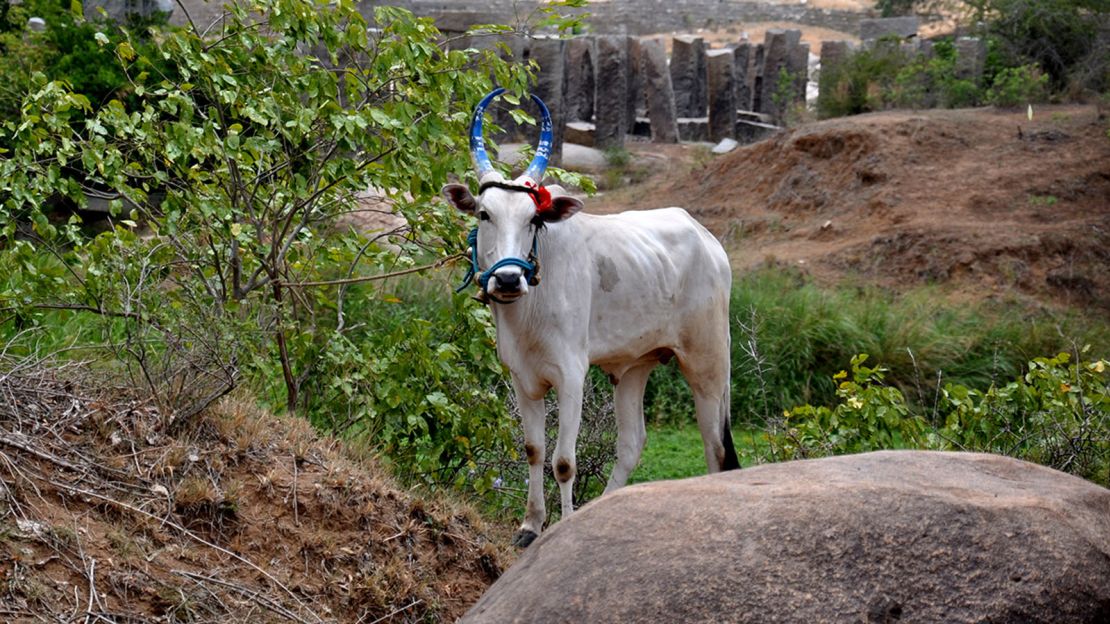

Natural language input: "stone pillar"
[670,35,707,118]
[955,37,986,85]
[788,42,810,108]
[760,29,800,122]
[819,40,852,79]
[594,35,628,149]
[626,36,646,132]
[530,37,568,166]
[733,42,753,111]
[706,49,736,142]
[565,36,596,123]
[639,37,679,143]
[751,43,766,113]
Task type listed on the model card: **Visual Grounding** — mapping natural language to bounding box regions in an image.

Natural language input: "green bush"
[985,64,1050,107]
[935,351,1109,483]
[766,354,927,460]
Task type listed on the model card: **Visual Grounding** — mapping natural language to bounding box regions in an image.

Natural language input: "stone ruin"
[450,29,814,161]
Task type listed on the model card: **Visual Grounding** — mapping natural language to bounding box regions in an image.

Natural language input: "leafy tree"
[0,0,542,486]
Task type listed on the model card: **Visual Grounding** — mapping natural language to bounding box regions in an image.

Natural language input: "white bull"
[444,89,738,547]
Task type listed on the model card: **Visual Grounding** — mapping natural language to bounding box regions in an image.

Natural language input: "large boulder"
[463,451,1110,624]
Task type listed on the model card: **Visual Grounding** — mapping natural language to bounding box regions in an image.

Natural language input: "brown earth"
[0,367,508,623]
[592,105,1110,310]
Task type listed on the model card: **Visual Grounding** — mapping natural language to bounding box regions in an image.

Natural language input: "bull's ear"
[442,183,477,214]
[539,195,583,223]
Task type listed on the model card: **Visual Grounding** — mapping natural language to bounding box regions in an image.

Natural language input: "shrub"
[935,351,1110,484]
[985,64,1050,107]
[759,351,1110,486]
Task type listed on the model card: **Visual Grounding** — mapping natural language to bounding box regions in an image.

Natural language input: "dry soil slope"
[0,369,505,623]
[607,106,1110,310]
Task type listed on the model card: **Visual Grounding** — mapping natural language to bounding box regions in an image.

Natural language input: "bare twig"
[278,253,465,288]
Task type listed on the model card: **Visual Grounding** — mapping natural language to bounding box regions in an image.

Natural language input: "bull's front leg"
[553,368,586,520]
[512,375,547,548]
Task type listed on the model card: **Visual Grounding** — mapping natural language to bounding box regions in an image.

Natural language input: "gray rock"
[594,35,628,149]
[860,16,919,42]
[670,35,707,118]
[705,49,736,142]
[463,451,1110,624]
[560,143,609,173]
[711,137,739,154]
[639,38,679,143]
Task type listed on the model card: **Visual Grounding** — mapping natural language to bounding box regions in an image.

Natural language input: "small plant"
[765,354,927,460]
[1028,194,1058,207]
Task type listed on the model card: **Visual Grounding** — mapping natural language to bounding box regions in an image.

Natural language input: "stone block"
[677,117,708,142]
[760,29,800,122]
[955,36,987,84]
[733,42,754,111]
[706,49,736,142]
[565,121,595,147]
[530,37,568,166]
[640,37,679,143]
[564,37,596,123]
[594,35,628,149]
[670,35,707,118]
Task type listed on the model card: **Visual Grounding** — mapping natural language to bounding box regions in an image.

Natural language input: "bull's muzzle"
[488,266,528,301]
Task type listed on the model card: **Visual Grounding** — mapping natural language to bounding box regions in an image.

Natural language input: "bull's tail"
[721,420,741,471]
[721,385,740,471]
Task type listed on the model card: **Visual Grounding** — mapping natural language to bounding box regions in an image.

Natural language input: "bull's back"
[578,208,730,363]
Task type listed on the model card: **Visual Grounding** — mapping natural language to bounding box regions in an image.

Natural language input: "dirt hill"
[0,365,506,622]
[595,105,1110,310]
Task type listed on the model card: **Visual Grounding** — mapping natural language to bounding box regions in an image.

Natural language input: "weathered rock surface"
[463,451,1110,624]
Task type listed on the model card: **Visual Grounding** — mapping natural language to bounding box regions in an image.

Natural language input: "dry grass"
[0,358,505,622]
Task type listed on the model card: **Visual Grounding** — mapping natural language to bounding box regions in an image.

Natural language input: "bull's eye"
[478,210,491,221]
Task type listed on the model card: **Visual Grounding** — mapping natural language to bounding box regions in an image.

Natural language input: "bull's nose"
[493,268,523,293]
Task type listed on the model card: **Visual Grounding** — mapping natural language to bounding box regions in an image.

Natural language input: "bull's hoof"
[512,529,539,548]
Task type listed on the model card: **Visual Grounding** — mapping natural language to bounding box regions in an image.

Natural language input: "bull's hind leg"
[679,346,740,473]
[603,363,655,494]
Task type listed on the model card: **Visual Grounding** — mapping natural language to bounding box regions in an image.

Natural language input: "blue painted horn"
[469,88,553,184]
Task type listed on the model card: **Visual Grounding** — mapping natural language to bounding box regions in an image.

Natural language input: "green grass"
[629,425,761,484]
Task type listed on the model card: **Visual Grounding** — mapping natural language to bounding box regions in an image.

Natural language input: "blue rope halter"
[455,223,541,302]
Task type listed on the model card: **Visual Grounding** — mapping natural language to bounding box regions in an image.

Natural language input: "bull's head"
[443,89,583,303]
